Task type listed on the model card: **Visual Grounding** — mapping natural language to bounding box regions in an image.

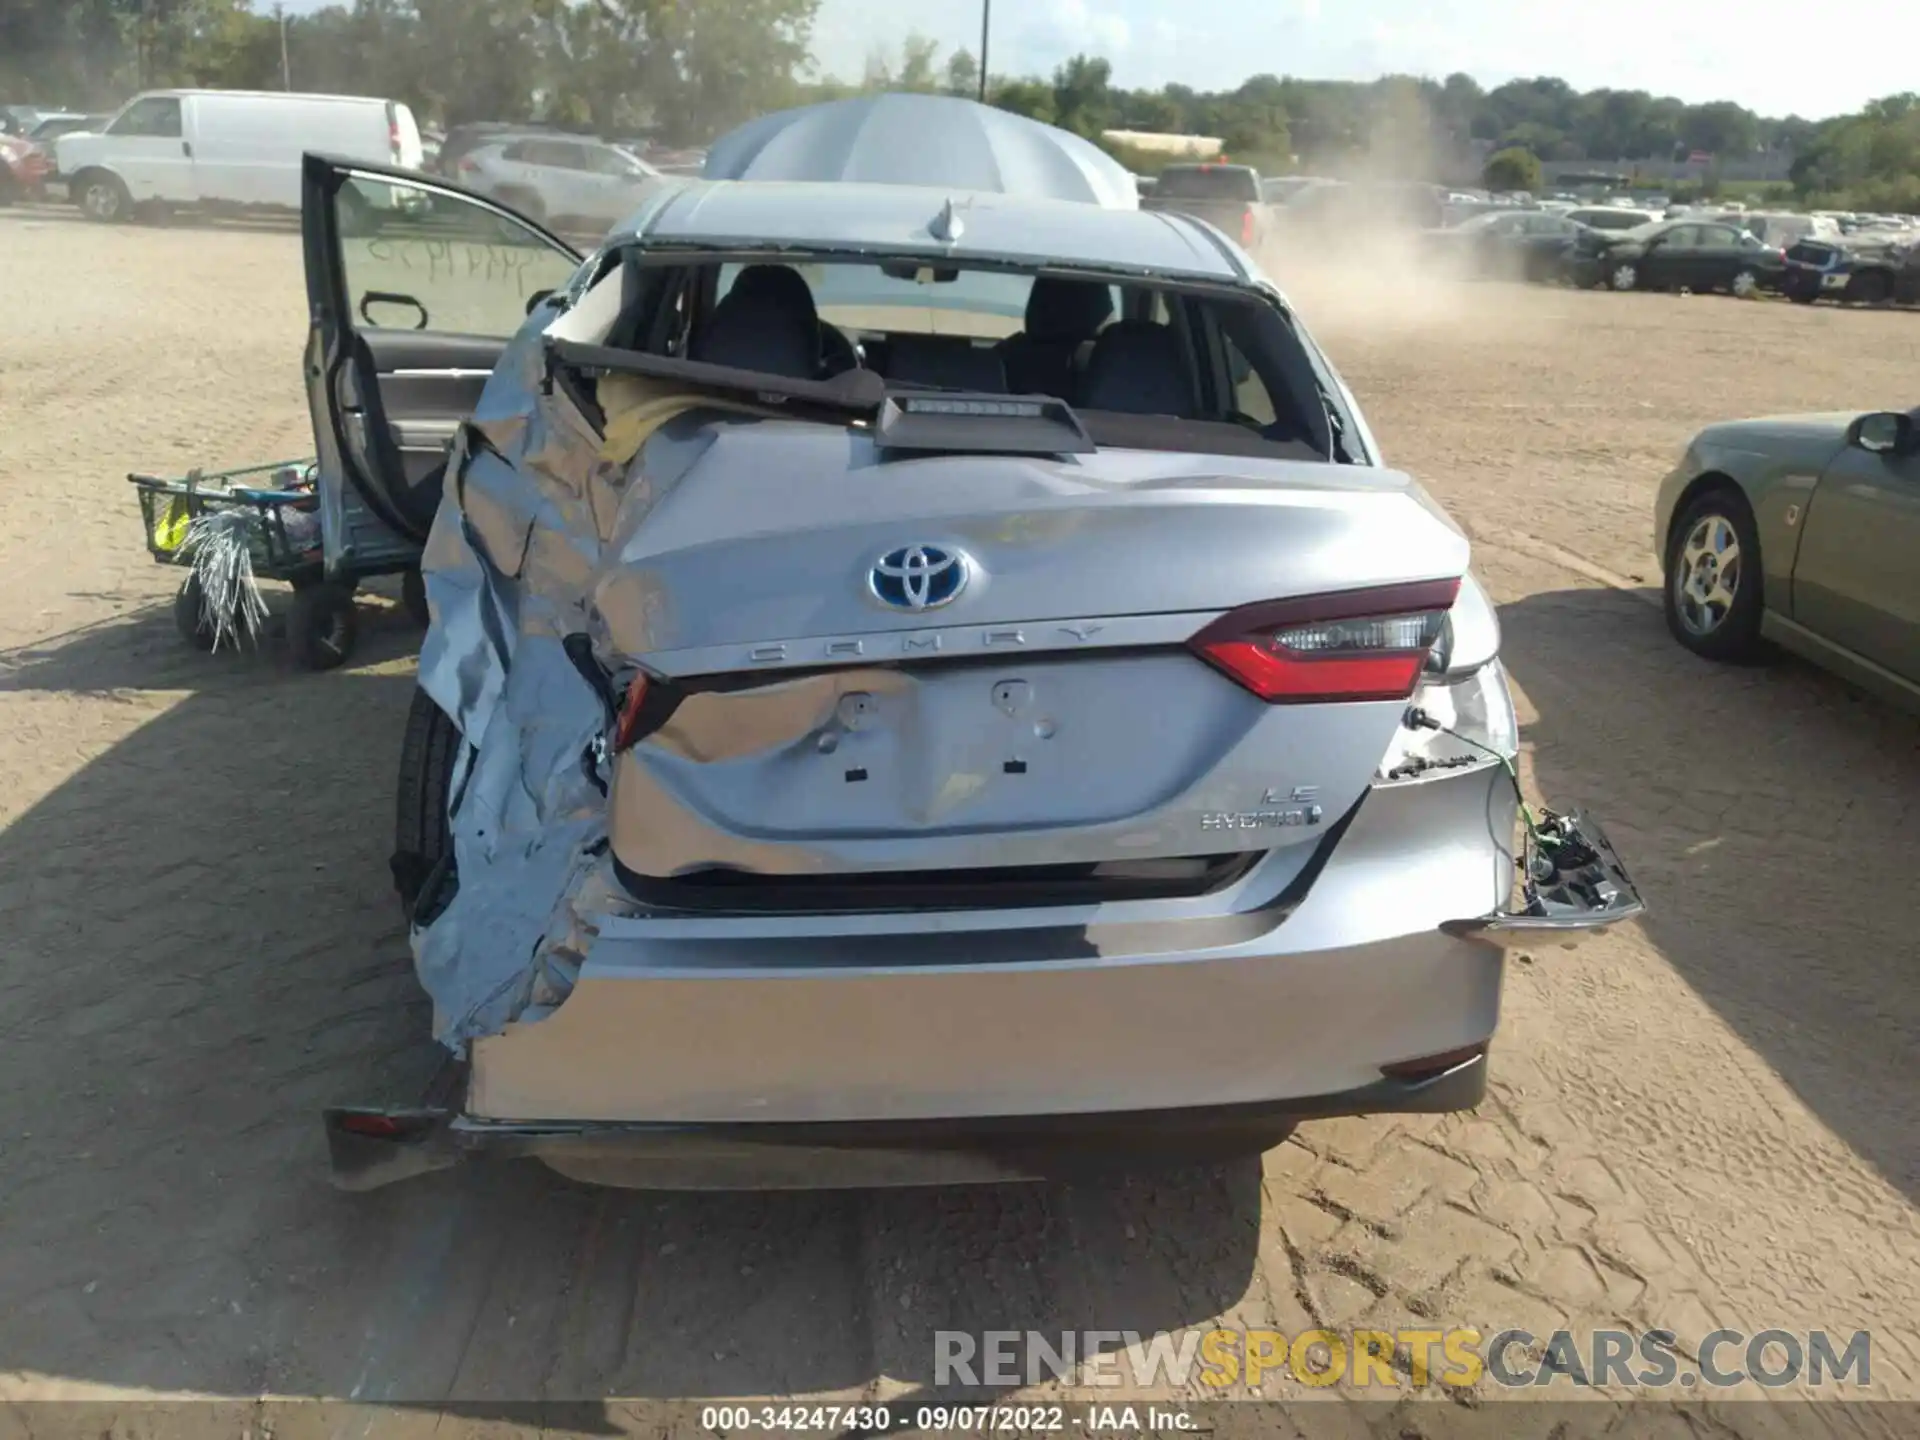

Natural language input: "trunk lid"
[600,420,1469,894]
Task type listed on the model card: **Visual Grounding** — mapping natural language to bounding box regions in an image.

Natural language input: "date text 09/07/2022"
[698,1403,1194,1432]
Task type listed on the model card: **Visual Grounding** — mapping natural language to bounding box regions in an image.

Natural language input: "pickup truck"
[1140,162,1272,250]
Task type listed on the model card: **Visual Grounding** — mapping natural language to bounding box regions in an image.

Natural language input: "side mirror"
[1849,411,1915,456]
[526,287,556,314]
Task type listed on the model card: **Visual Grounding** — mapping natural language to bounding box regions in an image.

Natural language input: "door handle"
[182,140,193,157]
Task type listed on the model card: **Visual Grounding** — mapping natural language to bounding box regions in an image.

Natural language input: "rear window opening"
[548,249,1360,464]
[613,851,1265,914]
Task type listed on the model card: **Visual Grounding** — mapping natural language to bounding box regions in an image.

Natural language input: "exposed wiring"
[1405,705,1560,853]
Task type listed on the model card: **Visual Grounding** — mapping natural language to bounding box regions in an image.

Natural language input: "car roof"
[616,180,1248,281]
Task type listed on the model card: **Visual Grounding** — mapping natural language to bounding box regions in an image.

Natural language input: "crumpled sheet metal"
[411,314,735,1049]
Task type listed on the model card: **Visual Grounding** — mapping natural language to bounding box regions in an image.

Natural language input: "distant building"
[1100,129,1224,159]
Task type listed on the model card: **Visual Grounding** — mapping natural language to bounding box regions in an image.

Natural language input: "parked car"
[1139,161,1272,248]
[432,120,590,178]
[1564,205,1660,232]
[299,153,1641,1191]
[1780,235,1920,306]
[25,112,109,196]
[1567,217,1784,296]
[450,133,663,231]
[0,104,46,137]
[0,130,51,203]
[1261,174,1325,204]
[1737,210,1840,250]
[56,89,424,223]
[25,111,97,144]
[1425,208,1590,282]
[1656,407,1920,710]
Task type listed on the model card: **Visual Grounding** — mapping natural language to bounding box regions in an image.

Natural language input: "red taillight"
[456,155,478,174]
[611,674,652,751]
[389,121,402,163]
[337,1113,406,1138]
[1188,580,1460,704]
[1241,207,1255,245]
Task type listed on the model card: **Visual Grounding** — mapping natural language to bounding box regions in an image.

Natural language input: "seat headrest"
[1078,322,1196,417]
[688,264,821,378]
[883,335,1008,393]
[1023,278,1114,343]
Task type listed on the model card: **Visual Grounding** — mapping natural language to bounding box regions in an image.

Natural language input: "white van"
[56,89,423,222]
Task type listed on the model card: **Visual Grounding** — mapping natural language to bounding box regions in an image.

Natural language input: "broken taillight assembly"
[611,673,652,751]
[1188,579,1461,703]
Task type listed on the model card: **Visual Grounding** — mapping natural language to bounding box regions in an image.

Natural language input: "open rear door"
[300,153,582,544]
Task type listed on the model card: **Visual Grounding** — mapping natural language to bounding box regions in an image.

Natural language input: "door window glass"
[110,97,182,138]
[336,171,579,336]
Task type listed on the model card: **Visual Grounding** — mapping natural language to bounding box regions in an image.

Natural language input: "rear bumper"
[327,1054,1490,1191]
[329,777,1643,1190]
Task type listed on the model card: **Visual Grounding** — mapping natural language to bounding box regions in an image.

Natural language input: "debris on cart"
[128,459,426,671]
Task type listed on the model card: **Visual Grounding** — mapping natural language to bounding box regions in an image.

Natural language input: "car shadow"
[0,580,421,696]
[0,647,1261,1403]
[1498,584,1920,1206]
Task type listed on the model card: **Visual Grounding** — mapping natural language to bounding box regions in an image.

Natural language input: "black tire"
[1788,289,1818,305]
[75,171,130,223]
[393,686,462,920]
[336,183,375,237]
[172,574,216,650]
[1663,489,1766,663]
[287,582,357,671]
[497,186,546,226]
[401,567,431,628]
[1846,270,1891,305]
[1608,261,1638,291]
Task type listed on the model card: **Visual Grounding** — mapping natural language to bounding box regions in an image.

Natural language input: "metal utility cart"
[130,459,426,670]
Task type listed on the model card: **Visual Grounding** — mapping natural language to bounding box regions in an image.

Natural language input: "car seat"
[996,278,1113,400]
[1078,321,1197,417]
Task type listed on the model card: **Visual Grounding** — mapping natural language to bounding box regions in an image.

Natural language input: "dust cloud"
[1251,115,1548,348]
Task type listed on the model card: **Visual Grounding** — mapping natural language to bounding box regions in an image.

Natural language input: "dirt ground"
[0,206,1916,1433]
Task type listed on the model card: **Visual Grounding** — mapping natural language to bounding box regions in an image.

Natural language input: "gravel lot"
[0,206,1915,1430]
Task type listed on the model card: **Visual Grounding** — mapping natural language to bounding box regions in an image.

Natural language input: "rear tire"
[401,566,431,628]
[336,183,374,237]
[1846,270,1891,305]
[1729,268,1759,299]
[1664,489,1766,663]
[393,686,462,921]
[1609,261,1638,291]
[496,186,546,226]
[287,581,357,671]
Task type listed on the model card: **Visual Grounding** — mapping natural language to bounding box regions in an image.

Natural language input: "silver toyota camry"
[300,149,1643,1191]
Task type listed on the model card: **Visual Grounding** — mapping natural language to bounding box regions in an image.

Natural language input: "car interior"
[599,257,1336,457]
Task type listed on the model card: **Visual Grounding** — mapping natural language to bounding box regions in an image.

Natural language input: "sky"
[281,0,1910,121]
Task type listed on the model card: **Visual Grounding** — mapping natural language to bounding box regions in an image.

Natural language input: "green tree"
[1483,145,1542,192]
[1049,54,1112,139]
[942,47,979,98]
[988,77,1055,125]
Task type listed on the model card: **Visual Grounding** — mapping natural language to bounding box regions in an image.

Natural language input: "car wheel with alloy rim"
[1664,490,1766,662]
[1609,261,1638,291]
[1730,268,1759,298]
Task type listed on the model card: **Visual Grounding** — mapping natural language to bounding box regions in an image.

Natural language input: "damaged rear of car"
[299,154,1642,1192]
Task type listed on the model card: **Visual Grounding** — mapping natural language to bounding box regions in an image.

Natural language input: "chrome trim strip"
[388,368,495,379]
[639,610,1225,678]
